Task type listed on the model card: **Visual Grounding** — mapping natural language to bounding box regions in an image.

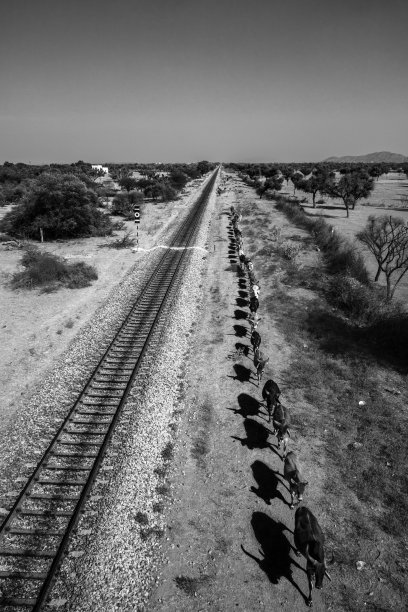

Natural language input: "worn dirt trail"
[148,176,328,611]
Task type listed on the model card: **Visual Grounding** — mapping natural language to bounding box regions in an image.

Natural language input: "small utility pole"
[134,203,140,249]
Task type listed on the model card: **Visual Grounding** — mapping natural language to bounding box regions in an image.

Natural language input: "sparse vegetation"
[357,215,408,300]
[240,189,407,610]
[324,170,375,218]
[277,240,300,261]
[108,231,137,249]
[11,246,98,291]
[111,190,143,219]
[0,173,113,240]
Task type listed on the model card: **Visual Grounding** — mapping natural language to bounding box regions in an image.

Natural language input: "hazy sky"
[1,0,407,163]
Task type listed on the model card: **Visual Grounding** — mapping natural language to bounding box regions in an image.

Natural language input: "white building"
[92,164,109,175]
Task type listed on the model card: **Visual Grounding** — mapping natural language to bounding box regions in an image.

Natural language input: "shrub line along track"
[0,168,219,611]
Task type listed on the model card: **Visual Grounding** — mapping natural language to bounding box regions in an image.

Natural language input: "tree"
[357,215,408,300]
[159,184,177,202]
[325,171,374,218]
[281,165,294,185]
[169,170,188,191]
[368,165,383,181]
[299,166,334,206]
[256,174,283,199]
[111,190,143,218]
[291,171,304,195]
[197,160,211,175]
[119,177,138,192]
[0,173,113,240]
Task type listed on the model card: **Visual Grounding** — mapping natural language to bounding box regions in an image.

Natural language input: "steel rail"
[0,168,219,610]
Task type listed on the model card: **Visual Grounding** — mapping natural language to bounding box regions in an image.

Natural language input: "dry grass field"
[280,173,408,304]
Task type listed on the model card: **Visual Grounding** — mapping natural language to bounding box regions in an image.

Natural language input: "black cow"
[250,329,261,353]
[294,507,331,607]
[249,296,259,314]
[262,379,281,422]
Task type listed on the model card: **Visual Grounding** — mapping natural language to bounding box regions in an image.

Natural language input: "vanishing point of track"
[0,168,219,610]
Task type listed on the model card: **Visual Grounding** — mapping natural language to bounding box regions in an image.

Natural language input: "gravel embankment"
[22,175,220,612]
[47,173,219,611]
[0,174,213,517]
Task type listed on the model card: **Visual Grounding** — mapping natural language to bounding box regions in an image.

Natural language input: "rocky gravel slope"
[42,173,219,610]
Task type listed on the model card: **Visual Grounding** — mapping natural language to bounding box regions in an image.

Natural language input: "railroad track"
[0,168,219,611]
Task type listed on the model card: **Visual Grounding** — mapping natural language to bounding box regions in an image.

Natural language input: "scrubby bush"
[11,246,98,290]
[111,191,143,219]
[109,231,136,249]
[328,276,381,321]
[275,199,369,284]
[0,173,113,240]
[278,240,301,261]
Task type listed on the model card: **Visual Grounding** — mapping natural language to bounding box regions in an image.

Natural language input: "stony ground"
[146,174,329,612]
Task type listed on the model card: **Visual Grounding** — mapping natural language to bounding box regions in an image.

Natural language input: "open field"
[279,174,408,304]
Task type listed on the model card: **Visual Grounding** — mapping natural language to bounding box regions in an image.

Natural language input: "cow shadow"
[234,309,247,320]
[238,279,247,289]
[238,290,248,298]
[236,297,248,308]
[236,393,261,417]
[250,460,289,506]
[229,364,252,384]
[233,324,247,338]
[235,342,250,357]
[241,513,307,602]
[231,418,271,449]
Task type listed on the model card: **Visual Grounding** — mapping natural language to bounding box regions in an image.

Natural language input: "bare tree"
[357,215,408,300]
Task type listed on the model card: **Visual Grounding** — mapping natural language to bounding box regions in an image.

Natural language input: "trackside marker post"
[134,205,140,250]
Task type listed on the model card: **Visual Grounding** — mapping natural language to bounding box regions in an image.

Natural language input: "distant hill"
[323,151,408,164]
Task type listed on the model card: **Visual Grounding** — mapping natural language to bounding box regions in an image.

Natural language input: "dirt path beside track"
[148,176,328,611]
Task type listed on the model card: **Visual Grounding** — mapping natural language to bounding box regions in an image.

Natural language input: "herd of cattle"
[229,204,331,607]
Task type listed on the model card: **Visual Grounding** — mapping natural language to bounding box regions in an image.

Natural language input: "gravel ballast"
[0,172,219,610]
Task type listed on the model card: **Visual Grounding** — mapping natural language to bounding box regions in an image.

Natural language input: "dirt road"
[148,177,328,611]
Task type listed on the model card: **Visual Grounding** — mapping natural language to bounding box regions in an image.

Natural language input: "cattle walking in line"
[254,347,269,385]
[248,312,262,333]
[248,270,257,285]
[272,402,291,459]
[283,451,308,509]
[294,507,332,607]
[261,379,281,422]
[238,248,246,271]
[250,284,260,299]
[250,329,261,353]
[249,296,259,314]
